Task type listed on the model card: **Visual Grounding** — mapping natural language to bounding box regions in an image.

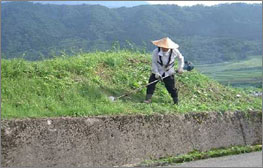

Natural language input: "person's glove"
[176,69,184,74]
[155,73,163,81]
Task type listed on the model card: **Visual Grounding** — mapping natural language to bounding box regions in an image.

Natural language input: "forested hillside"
[1,2,262,63]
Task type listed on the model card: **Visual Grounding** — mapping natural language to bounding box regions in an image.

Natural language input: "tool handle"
[116,74,174,100]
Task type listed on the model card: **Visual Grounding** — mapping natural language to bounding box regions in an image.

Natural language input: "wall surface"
[1,111,262,167]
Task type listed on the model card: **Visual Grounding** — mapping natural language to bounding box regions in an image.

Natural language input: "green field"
[195,56,262,88]
[1,51,261,119]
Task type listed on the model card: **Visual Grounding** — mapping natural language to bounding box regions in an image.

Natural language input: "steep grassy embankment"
[1,51,261,119]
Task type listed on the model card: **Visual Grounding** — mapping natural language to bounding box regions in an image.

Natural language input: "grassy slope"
[195,56,262,87]
[1,51,261,119]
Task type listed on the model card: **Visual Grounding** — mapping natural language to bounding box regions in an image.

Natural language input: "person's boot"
[173,96,178,105]
[144,94,152,103]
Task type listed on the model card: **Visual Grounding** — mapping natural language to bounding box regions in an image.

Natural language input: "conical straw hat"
[151,37,179,49]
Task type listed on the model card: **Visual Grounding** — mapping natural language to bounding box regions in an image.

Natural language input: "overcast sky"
[147,1,261,6]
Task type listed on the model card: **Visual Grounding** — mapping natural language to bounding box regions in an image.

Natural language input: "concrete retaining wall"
[1,111,262,167]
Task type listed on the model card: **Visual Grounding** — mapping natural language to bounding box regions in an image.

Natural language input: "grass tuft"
[139,145,262,167]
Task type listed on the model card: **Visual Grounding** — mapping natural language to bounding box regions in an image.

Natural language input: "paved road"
[171,152,262,167]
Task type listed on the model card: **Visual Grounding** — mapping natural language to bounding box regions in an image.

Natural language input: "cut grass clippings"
[138,145,262,167]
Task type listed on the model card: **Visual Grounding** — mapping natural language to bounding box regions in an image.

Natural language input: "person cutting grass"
[144,37,184,105]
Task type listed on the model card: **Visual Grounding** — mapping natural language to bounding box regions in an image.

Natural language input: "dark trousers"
[146,73,178,98]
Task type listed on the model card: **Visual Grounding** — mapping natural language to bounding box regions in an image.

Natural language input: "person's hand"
[155,73,163,81]
[177,69,184,74]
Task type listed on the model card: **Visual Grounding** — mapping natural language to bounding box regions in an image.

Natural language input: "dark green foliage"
[1,2,262,63]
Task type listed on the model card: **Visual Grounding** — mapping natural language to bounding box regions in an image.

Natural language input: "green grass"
[139,145,262,167]
[195,56,262,87]
[1,50,262,119]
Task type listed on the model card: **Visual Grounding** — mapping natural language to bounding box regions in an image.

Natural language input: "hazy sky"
[147,1,261,6]
[2,1,261,8]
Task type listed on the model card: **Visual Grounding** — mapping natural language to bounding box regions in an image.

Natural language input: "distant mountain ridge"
[3,1,149,8]
[1,2,262,63]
